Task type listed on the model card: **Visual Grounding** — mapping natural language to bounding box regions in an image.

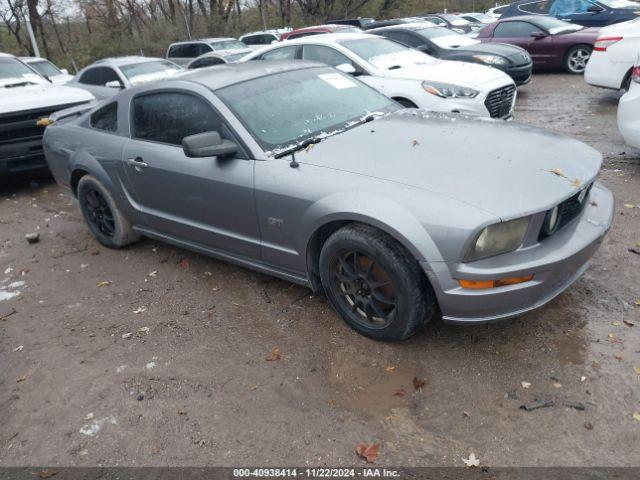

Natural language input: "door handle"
[126,157,148,169]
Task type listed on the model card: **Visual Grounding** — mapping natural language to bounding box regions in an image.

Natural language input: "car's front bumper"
[0,139,49,179]
[422,181,614,324]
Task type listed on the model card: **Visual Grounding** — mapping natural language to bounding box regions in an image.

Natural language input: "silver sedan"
[42,61,614,341]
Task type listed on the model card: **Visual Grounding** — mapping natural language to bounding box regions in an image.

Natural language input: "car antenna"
[290,151,299,169]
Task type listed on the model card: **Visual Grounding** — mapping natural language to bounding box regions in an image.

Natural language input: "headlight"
[472,54,508,66]
[422,81,479,99]
[464,217,530,262]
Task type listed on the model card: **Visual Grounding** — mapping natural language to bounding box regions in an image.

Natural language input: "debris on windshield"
[412,139,420,147]
[548,168,566,178]
[356,443,380,463]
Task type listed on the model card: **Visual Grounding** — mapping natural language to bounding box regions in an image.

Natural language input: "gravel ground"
[0,73,639,467]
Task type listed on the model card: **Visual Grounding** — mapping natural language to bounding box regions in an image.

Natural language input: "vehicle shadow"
[0,174,55,196]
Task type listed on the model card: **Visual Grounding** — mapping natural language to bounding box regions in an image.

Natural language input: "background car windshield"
[224,52,248,62]
[441,14,470,26]
[341,37,436,69]
[216,67,398,154]
[0,57,46,86]
[29,60,62,77]
[416,28,479,47]
[211,40,247,50]
[120,60,182,84]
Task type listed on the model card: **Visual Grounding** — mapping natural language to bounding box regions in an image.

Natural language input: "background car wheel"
[319,223,436,341]
[564,45,592,74]
[77,175,140,248]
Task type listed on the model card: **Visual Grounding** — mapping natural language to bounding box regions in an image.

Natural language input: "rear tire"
[77,175,140,248]
[319,223,435,341]
[564,45,592,74]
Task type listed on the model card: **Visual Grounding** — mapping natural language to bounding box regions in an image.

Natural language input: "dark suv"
[500,0,640,26]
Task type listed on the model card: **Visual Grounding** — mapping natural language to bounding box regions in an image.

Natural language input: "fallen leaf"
[13,345,23,352]
[96,280,111,287]
[178,408,187,415]
[393,388,406,397]
[634,366,640,375]
[413,376,426,390]
[463,411,470,418]
[623,203,635,209]
[121,332,132,339]
[355,443,380,463]
[624,319,635,326]
[521,381,531,389]
[411,139,419,147]
[591,362,601,371]
[36,469,59,479]
[614,354,623,361]
[265,347,281,362]
[179,258,190,269]
[571,179,581,187]
[16,374,27,383]
[462,452,480,468]
[633,412,640,422]
[584,421,594,430]
[137,326,150,335]
[612,321,621,326]
[589,201,598,207]
[148,270,157,277]
[133,306,147,314]
[548,168,566,178]
[553,382,562,389]
[385,366,396,373]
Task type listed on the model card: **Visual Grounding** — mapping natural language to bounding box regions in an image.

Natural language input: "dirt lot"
[1,73,639,468]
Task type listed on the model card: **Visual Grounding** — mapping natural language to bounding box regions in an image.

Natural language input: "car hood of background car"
[0,83,95,114]
[452,42,529,62]
[296,111,602,219]
[382,58,511,87]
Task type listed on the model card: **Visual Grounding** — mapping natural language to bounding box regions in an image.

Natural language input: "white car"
[241,33,517,119]
[486,4,511,19]
[239,30,288,49]
[187,48,253,69]
[68,56,183,99]
[0,53,94,178]
[20,56,74,84]
[585,18,640,91]
[617,64,640,148]
[166,38,249,66]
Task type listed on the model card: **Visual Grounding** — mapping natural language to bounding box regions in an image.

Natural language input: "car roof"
[177,60,323,90]
[288,24,353,33]
[368,22,439,32]
[241,30,281,36]
[170,38,236,46]
[0,52,15,58]
[91,56,168,67]
[282,32,378,44]
[19,56,48,62]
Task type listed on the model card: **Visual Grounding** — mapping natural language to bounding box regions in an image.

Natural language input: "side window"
[518,0,552,13]
[132,92,222,146]
[191,57,225,69]
[100,67,121,85]
[493,21,543,37]
[78,68,101,85]
[259,46,298,60]
[167,44,183,58]
[90,102,118,132]
[550,0,592,14]
[198,43,213,55]
[302,45,355,68]
[385,31,422,48]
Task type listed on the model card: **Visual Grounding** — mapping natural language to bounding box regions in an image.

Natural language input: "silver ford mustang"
[43,61,614,341]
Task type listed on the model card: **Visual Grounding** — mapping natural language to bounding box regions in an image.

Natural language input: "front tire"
[564,45,592,74]
[77,175,140,248]
[319,223,435,341]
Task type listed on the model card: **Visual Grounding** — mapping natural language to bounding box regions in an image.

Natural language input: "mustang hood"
[383,58,512,88]
[298,111,602,219]
[0,83,95,115]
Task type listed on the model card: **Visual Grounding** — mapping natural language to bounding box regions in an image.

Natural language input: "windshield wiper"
[273,136,325,159]
[1,81,37,88]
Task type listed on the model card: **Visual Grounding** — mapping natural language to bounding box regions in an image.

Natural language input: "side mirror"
[182,131,238,158]
[61,68,69,75]
[531,31,547,39]
[105,80,123,89]
[336,63,357,75]
[587,5,603,12]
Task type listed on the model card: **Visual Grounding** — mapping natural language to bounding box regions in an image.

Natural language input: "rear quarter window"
[90,102,118,132]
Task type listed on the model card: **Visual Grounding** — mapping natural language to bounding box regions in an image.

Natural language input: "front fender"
[300,191,446,266]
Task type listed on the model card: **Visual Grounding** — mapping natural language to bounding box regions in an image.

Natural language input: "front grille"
[539,183,592,240]
[484,84,516,119]
[0,103,83,149]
